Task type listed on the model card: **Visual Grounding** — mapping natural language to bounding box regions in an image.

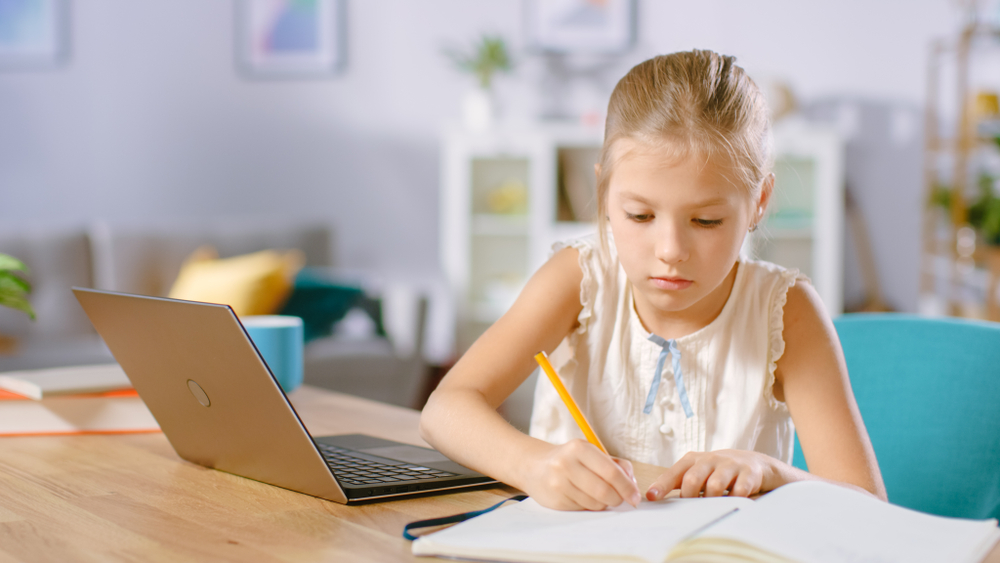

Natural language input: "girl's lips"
[651,277,693,290]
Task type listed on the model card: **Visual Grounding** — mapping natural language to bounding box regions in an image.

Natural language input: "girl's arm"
[420,247,641,510]
[772,281,886,498]
[645,281,887,501]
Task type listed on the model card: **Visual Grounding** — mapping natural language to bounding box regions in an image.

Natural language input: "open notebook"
[412,481,1000,563]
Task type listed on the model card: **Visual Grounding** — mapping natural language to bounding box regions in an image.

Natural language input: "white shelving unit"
[440,122,603,351]
[750,119,845,315]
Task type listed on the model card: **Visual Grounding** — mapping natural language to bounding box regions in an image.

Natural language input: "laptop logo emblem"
[187,379,211,407]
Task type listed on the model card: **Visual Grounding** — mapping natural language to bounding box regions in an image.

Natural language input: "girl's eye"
[625,212,652,222]
[693,218,723,228]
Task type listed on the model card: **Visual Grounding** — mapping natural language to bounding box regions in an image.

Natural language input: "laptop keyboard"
[317,444,459,487]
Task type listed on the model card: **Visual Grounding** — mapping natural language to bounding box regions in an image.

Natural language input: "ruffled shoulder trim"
[765,266,810,411]
[552,233,604,335]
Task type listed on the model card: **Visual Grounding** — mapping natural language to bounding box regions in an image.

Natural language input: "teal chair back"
[791,313,1000,519]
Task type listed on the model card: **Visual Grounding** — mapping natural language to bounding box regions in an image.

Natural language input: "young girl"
[421,50,886,511]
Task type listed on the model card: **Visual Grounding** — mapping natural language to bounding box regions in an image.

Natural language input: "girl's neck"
[633,261,740,340]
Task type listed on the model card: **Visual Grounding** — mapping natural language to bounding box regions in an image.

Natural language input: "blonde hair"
[596,50,772,241]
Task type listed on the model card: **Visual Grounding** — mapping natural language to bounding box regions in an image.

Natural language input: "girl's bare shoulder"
[515,245,584,313]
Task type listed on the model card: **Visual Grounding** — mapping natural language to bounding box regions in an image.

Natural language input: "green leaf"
[929,184,951,210]
[0,271,30,293]
[0,292,35,320]
[983,197,1000,244]
[0,253,28,273]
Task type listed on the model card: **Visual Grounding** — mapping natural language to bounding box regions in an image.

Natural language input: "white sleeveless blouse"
[528,233,805,467]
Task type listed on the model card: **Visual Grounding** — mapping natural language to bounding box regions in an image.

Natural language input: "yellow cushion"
[168,246,305,316]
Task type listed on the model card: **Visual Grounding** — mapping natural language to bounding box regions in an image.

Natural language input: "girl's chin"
[638,293,698,315]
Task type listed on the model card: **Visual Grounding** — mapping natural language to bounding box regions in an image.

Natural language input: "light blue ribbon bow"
[644,334,694,418]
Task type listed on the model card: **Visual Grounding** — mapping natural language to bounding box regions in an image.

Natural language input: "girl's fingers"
[566,483,611,512]
[561,459,622,510]
[602,458,641,506]
[614,458,636,483]
[704,466,739,497]
[565,465,619,508]
[541,441,639,510]
[646,456,695,500]
[573,451,640,508]
[679,462,714,497]
[645,451,770,502]
[565,475,617,510]
[730,470,759,498]
[546,447,771,509]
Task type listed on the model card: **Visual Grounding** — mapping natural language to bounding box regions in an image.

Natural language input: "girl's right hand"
[522,439,641,511]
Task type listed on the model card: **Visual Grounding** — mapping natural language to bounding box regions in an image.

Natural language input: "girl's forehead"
[609,138,747,198]
[611,137,729,172]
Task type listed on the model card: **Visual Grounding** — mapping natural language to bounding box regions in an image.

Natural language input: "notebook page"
[683,481,1000,563]
[413,496,751,563]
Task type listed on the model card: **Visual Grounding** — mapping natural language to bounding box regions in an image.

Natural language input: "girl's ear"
[756,173,775,222]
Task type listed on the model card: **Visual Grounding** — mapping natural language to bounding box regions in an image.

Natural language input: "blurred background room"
[1,0,997,428]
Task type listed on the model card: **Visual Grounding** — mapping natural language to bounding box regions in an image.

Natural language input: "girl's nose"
[654,223,690,264]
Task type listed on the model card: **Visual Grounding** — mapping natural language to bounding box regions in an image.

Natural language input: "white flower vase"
[462,88,495,132]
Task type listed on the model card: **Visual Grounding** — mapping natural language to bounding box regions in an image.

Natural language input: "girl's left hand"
[645,449,780,501]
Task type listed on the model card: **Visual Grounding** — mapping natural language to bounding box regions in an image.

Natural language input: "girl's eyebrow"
[617,191,655,205]
[618,191,730,209]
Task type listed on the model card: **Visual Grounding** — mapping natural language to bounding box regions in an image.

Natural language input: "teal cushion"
[278,269,364,342]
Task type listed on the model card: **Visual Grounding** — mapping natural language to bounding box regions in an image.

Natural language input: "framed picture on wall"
[0,0,69,70]
[235,0,346,78]
[524,0,636,55]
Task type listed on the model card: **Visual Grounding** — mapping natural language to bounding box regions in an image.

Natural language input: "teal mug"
[242,315,303,393]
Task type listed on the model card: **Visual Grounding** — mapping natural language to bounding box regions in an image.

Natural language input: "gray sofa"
[0,220,432,409]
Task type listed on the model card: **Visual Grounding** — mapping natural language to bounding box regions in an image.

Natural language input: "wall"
[0,0,962,320]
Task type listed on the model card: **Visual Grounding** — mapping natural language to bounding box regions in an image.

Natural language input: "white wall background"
[0,0,966,321]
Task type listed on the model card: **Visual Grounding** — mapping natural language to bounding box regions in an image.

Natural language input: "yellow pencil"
[534,351,608,455]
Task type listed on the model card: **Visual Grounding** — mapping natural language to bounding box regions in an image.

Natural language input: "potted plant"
[965,174,1000,319]
[0,253,35,319]
[445,35,513,131]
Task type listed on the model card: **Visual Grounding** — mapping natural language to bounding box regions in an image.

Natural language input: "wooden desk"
[0,385,996,562]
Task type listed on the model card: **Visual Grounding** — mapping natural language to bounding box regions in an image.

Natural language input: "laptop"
[72,287,498,504]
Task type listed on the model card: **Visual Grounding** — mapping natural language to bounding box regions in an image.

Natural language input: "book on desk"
[0,364,159,436]
[412,480,1000,563]
[0,363,134,399]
